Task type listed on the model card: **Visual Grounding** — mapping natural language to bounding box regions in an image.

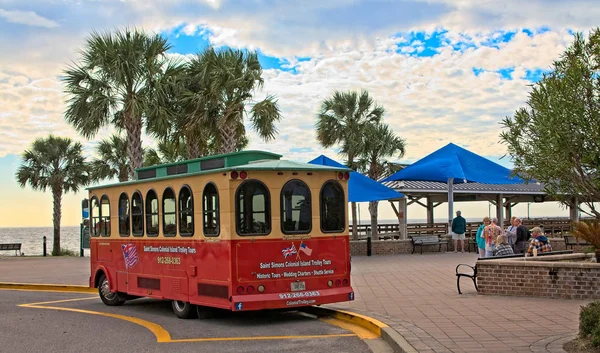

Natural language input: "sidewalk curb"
[0,282,95,293]
[301,306,417,353]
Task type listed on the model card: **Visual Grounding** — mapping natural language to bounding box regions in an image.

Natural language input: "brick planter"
[477,253,600,300]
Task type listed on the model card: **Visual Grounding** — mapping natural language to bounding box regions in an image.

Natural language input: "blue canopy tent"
[308,155,404,202]
[381,143,524,225]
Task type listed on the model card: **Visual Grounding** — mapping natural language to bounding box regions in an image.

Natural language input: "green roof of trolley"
[86,150,351,191]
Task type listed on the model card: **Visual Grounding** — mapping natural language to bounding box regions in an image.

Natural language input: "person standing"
[514,218,530,254]
[505,216,517,248]
[483,217,504,257]
[451,210,467,253]
[476,217,490,258]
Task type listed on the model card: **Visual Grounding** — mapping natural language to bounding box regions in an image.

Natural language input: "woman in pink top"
[483,217,504,257]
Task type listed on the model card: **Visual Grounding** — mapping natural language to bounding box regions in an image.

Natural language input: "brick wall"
[350,237,589,256]
[477,254,600,300]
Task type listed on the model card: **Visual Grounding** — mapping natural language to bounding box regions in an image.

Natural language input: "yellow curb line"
[300,306,418,353]
[0,282,96,293]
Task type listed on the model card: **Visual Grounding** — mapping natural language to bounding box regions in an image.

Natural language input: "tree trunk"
[125,114,143,180]
[369,201,379,239]
[118,167,129,182]
[219,121,238,154]
[186,130,201,159]
[52,185,62,256]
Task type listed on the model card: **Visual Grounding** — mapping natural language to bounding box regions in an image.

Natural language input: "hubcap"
[100,278,116,300]
[173,300,186,312]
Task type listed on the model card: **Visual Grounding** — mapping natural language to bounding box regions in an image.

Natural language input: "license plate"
[291,281,305,292]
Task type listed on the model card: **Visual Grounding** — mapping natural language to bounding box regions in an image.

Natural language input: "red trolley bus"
[87,150,355,318]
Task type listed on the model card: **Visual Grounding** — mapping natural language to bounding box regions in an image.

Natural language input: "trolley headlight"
[258,285,265,293]
[328,280,333,287]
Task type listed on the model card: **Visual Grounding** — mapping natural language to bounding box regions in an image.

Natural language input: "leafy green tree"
[63,28,181,179]
[90,134,129,182]
[500,28,600,218]
[356,123,406,238]
[315,90,384,239]
[16,135,90,256]
[185,47,282,154]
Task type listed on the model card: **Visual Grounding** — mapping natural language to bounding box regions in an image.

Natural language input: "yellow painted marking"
[19,304,172,342]
[320,317,378,339]
[0,288,95,294]
[170,333,355,343]
[17,296,357,344]
[0,283,95,293]
[19,296,97,306]
[332,309,389,329]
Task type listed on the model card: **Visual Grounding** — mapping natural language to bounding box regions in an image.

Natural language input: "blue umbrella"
[381,143,524,224]
[308,155,404,202]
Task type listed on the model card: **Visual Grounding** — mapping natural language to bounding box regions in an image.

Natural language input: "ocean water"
[0,226,83,256]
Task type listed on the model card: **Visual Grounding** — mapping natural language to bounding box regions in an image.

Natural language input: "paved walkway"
[0,253,587,352]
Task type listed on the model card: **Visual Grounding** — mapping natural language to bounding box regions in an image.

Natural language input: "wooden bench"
[564,235,591,249]
[410,235,448,254]
[455,250,574,294]
[0,243,22,256]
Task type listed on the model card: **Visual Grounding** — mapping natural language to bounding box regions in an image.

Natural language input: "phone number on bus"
[157,256,181,265]
[279,291,320,299]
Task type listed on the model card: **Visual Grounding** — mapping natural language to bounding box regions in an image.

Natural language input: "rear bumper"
[230,286,354,311]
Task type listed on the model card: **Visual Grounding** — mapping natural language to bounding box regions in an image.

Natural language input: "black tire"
[195,305,214,319]
[98,273,122,306]
[172,300,196,319]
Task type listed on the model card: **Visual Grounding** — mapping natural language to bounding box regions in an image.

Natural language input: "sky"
[0,0,597,227]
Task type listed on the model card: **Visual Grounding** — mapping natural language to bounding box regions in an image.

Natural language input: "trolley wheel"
[172,300,196,319]
[98,274,122,306]
[195,305,214,319]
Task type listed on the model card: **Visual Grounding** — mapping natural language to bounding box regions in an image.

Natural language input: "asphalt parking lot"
[0,289,385,353]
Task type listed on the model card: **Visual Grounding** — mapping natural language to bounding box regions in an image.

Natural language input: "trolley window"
[90,196,100,237]
[236,180,270,236]
[131,191,144,237]
[118,193,130,237]
[203,183,220,236]
[320,181,345,232]
[163,187,177,237]
[146,189,159,237]
[281,179,311,234]
[100,195,111,237]
[179,185,194,237]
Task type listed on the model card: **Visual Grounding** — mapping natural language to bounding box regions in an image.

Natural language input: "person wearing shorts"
[451,210,467,252]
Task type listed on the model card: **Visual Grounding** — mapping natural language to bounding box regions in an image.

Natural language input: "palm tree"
[63,27,181,179]
[16,135,90,256]
[90,134,129,182]
[315,90,385,239]
[356,123,406,239]
[184,47,282,154]
[143,138,189,166]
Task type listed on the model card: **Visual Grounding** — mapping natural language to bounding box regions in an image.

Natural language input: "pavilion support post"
[426,196,434,225]
[505,203,512,222]
[496,194,504,227]
[394,198,408,239]
[448,178,454,228]
[570,197,580,223]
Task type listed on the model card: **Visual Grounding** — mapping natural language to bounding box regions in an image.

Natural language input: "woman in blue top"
[476,217,490,258]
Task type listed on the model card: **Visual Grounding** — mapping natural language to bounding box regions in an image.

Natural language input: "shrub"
[580,301,600,344]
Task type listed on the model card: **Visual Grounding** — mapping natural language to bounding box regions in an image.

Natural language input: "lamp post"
[527,202,531,219]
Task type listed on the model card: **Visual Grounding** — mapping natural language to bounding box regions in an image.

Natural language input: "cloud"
[0,8,59,28]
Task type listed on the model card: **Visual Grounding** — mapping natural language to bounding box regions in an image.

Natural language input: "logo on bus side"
[122,243,139,269]
[281,241,312,259]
